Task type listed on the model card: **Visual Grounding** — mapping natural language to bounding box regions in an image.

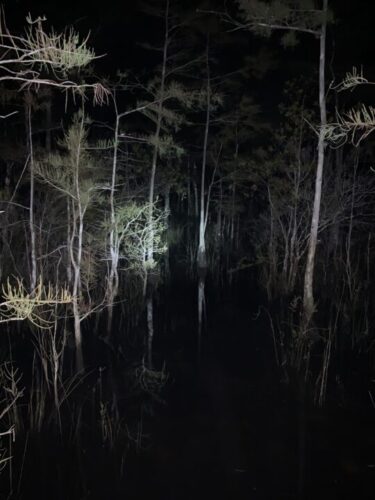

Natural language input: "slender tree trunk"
[71,215,84,372]
[71,253,83,371]
[197,39,211,271]
[302,0,328,326]
[107,109,120,337]
[145,0,170,368]
[147,0,169,264]
[196,41,212,360]
[70,115,86,372]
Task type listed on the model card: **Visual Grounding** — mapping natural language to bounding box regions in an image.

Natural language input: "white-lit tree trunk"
[107,108,120,337]
[236,0,329,325]
[303,0,328,325]
[147,0,169,265]
[197,40,211,271]
[106,96,167,336]
[145,0,169,369]
[196,40,212,361]
[70,115,86,372]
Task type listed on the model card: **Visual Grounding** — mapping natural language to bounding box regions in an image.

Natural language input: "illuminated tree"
[0,11,107,104]
[135,0,195,365]
[0,10,108,327]
[324,68,375,146]
[35,112,102,371]
[230,0,330,327]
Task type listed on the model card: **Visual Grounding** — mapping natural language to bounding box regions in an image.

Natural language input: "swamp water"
[1,278,375,499]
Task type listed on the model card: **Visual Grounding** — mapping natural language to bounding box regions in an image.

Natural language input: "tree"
[324,68,375,146]
[0,11,107,105]
[252,82,316,299]
[229,0,329,326]
[0,10,109,373]
[135,0,195,365]
[35,112,101,371]
[197,36,212,271]
[105,89,176,336]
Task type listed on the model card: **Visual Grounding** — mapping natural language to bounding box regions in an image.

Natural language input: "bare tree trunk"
[70,114,86,372]
[107,108,120,337]
[147,0,169,264]
[302,0,328,326]
[144,1,170,368]
[71,220,84,372]
[197,38,211,271]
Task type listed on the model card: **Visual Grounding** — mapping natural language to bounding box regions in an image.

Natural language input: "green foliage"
[114,202,168,274]
[24,16,96,77]
[0,11,109,105]
[0,278,72,329]
[35,112,102,205]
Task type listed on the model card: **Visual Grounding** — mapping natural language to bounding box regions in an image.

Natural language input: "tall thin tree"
[228,0,329,325]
